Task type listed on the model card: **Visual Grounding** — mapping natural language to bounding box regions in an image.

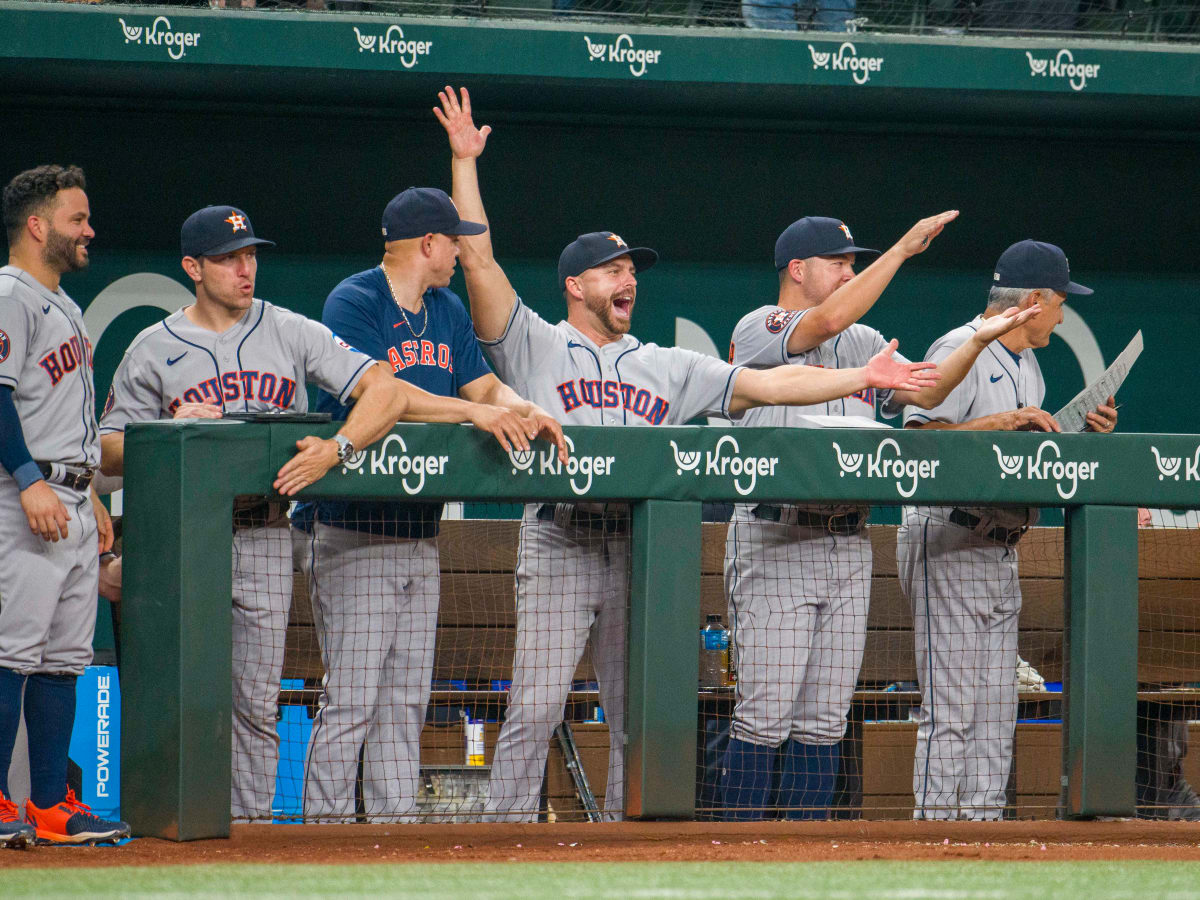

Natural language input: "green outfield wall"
[120,422,1191,837]
[1,3,1198,438]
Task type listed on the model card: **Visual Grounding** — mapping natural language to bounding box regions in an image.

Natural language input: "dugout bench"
[277,520,1200,822]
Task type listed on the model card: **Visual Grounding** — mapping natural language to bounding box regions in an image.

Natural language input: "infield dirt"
[6,821,1200,868]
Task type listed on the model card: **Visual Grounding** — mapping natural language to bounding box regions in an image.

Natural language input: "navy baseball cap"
[382,187,487,242]
[558,232,658,290]
[993,240,1093,295]
[181,206,275,258]
[775,216,878,270]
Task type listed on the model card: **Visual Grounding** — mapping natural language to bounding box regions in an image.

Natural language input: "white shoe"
[1017,656,1047,691]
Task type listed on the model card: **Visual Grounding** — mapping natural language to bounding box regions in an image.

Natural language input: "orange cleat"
[25,789,130,845]
[0,790,36,850]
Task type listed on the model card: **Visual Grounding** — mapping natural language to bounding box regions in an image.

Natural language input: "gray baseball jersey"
[482,297,743,426]
[0,265,100,679]
[721,305,899,819]
[731,305,903,425]
[481,297,742,822]
[99,296,373,821]
[898,313,1045,820]
[0,266,99,468]
[101,298,373,428]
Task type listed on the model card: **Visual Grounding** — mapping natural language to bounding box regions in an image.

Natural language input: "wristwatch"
[333,434,356,463]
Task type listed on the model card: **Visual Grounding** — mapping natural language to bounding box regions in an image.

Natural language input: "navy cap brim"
[776,243,879,269]
[193,235,275,257]
[1065,280,1093,296]
[580,246,658,277]
[447,220,487,236]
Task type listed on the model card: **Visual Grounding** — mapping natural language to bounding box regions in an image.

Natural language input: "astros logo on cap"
[838,222,853,240]
[225,214,248,233]
[606,233,628,248]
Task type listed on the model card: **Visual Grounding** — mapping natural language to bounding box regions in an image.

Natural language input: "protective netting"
[272,503,628,823]
[699,507,1064,822]
[1135,507,1200,822]
[220,498,1200,824]
[63,0,1200,42]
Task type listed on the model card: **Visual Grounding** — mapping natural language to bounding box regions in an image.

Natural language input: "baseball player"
[898,240,1117,820]
[720,215,1040,820]
[293,184,565,823]
[0,164,129,846]
[98,204,520,821]
[434,86,940,821]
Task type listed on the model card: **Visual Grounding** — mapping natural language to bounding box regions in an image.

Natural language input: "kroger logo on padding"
[834,437,939,498]
[671,435,778,496]
[509,434,613,496]
[1024,49,1099,92]
[992,440,1098,499]
[807,42,884,84]
[341,433,447,495]
[583,34,662,78]
[352,24,432,68]
[1151,445,1200,482]
[117,16,201,60]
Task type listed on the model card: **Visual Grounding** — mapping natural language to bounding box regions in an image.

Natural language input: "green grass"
[10,861,1200,899]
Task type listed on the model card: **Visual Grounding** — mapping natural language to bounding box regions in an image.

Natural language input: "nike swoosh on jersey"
[167,353,188,366]
[989,373,1004,383]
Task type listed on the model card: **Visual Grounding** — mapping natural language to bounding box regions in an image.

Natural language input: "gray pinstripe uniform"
[100,298,372,820]
[897,314,1041,820]
[0,266,100,677]
[481,297,742,821]
[725,306,902,749]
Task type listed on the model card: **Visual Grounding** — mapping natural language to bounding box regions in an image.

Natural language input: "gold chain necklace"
[379,264,429,339]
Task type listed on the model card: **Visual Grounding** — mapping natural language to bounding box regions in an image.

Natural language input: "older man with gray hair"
[897,239,1118,821]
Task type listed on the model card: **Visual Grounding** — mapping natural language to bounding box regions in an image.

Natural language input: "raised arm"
[892,305,1041,409]
[435,86,517,341]
[729,339,939,415]
[786,210,959,355]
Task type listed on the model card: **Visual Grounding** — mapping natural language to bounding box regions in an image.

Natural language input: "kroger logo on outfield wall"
[992,440,1098,500]
[117,16,201,60]
[833,437,939,498]
[340,433,447,495]
[1150,446,1200,482]
[1025,49,1099,91]
[509,434,614,496]
[584,34,662,78]
[671,435,778,496]
[807,42,884,84]
[352,25,432,68]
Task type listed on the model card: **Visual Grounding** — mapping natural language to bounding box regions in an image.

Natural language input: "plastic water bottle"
[464,716,485,766]
[699,614,731,688]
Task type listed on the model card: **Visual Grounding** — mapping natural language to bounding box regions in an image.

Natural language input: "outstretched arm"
[729,339,939,415]
[893,305,1041,409]
[436,86,517,341]
[907,407,1062,433]
[459,373,568,463]
[786,210,959,355]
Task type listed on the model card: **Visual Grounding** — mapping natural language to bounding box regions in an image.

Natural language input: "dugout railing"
[119,421,1199,839]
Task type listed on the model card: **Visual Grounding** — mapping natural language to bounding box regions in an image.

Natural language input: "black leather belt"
[536,504,629,535]
[751,505,866,536]
[233,499,289,531]
[948,508,1026,547]
[37,462,94,492]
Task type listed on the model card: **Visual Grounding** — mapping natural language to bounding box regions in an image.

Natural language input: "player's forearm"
[789,248,906,353]
[451,158,518,341]
[340,377,410,449]
[396,383,479,425]
[905,413,1007,432]
[473,378,538,418]
[99,433,125,476]
[894,336,987,409]
[729,364,869,415]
